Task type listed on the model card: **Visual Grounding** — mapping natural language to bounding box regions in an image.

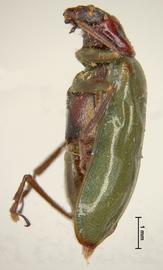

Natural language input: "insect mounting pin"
[10,5,147,260]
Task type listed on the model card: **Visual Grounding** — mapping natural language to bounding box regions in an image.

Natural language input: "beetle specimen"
[10,5,147,259]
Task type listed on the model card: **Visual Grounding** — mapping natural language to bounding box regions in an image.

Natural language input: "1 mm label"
[135,216,145,249]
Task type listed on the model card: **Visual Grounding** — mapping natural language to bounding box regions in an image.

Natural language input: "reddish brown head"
[63,5,135,57]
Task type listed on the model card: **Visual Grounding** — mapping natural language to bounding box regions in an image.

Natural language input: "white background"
[0,0,163,269]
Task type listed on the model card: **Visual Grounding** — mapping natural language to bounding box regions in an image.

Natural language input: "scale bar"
[135,216,142,249]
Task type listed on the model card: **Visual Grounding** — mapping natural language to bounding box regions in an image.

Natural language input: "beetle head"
[64,5,135,57]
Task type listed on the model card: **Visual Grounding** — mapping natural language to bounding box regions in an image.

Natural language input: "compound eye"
[77,7,104,24]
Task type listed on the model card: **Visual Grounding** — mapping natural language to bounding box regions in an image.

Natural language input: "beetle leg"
[10,141,72,225]
[79,89,114,172]
[20,141,66,201]
[10,174,72,226]
[80,89,114,141]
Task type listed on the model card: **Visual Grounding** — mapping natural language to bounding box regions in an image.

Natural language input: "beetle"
[10,5,147,259]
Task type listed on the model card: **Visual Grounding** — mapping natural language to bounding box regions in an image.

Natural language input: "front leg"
[79,88,114,173]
